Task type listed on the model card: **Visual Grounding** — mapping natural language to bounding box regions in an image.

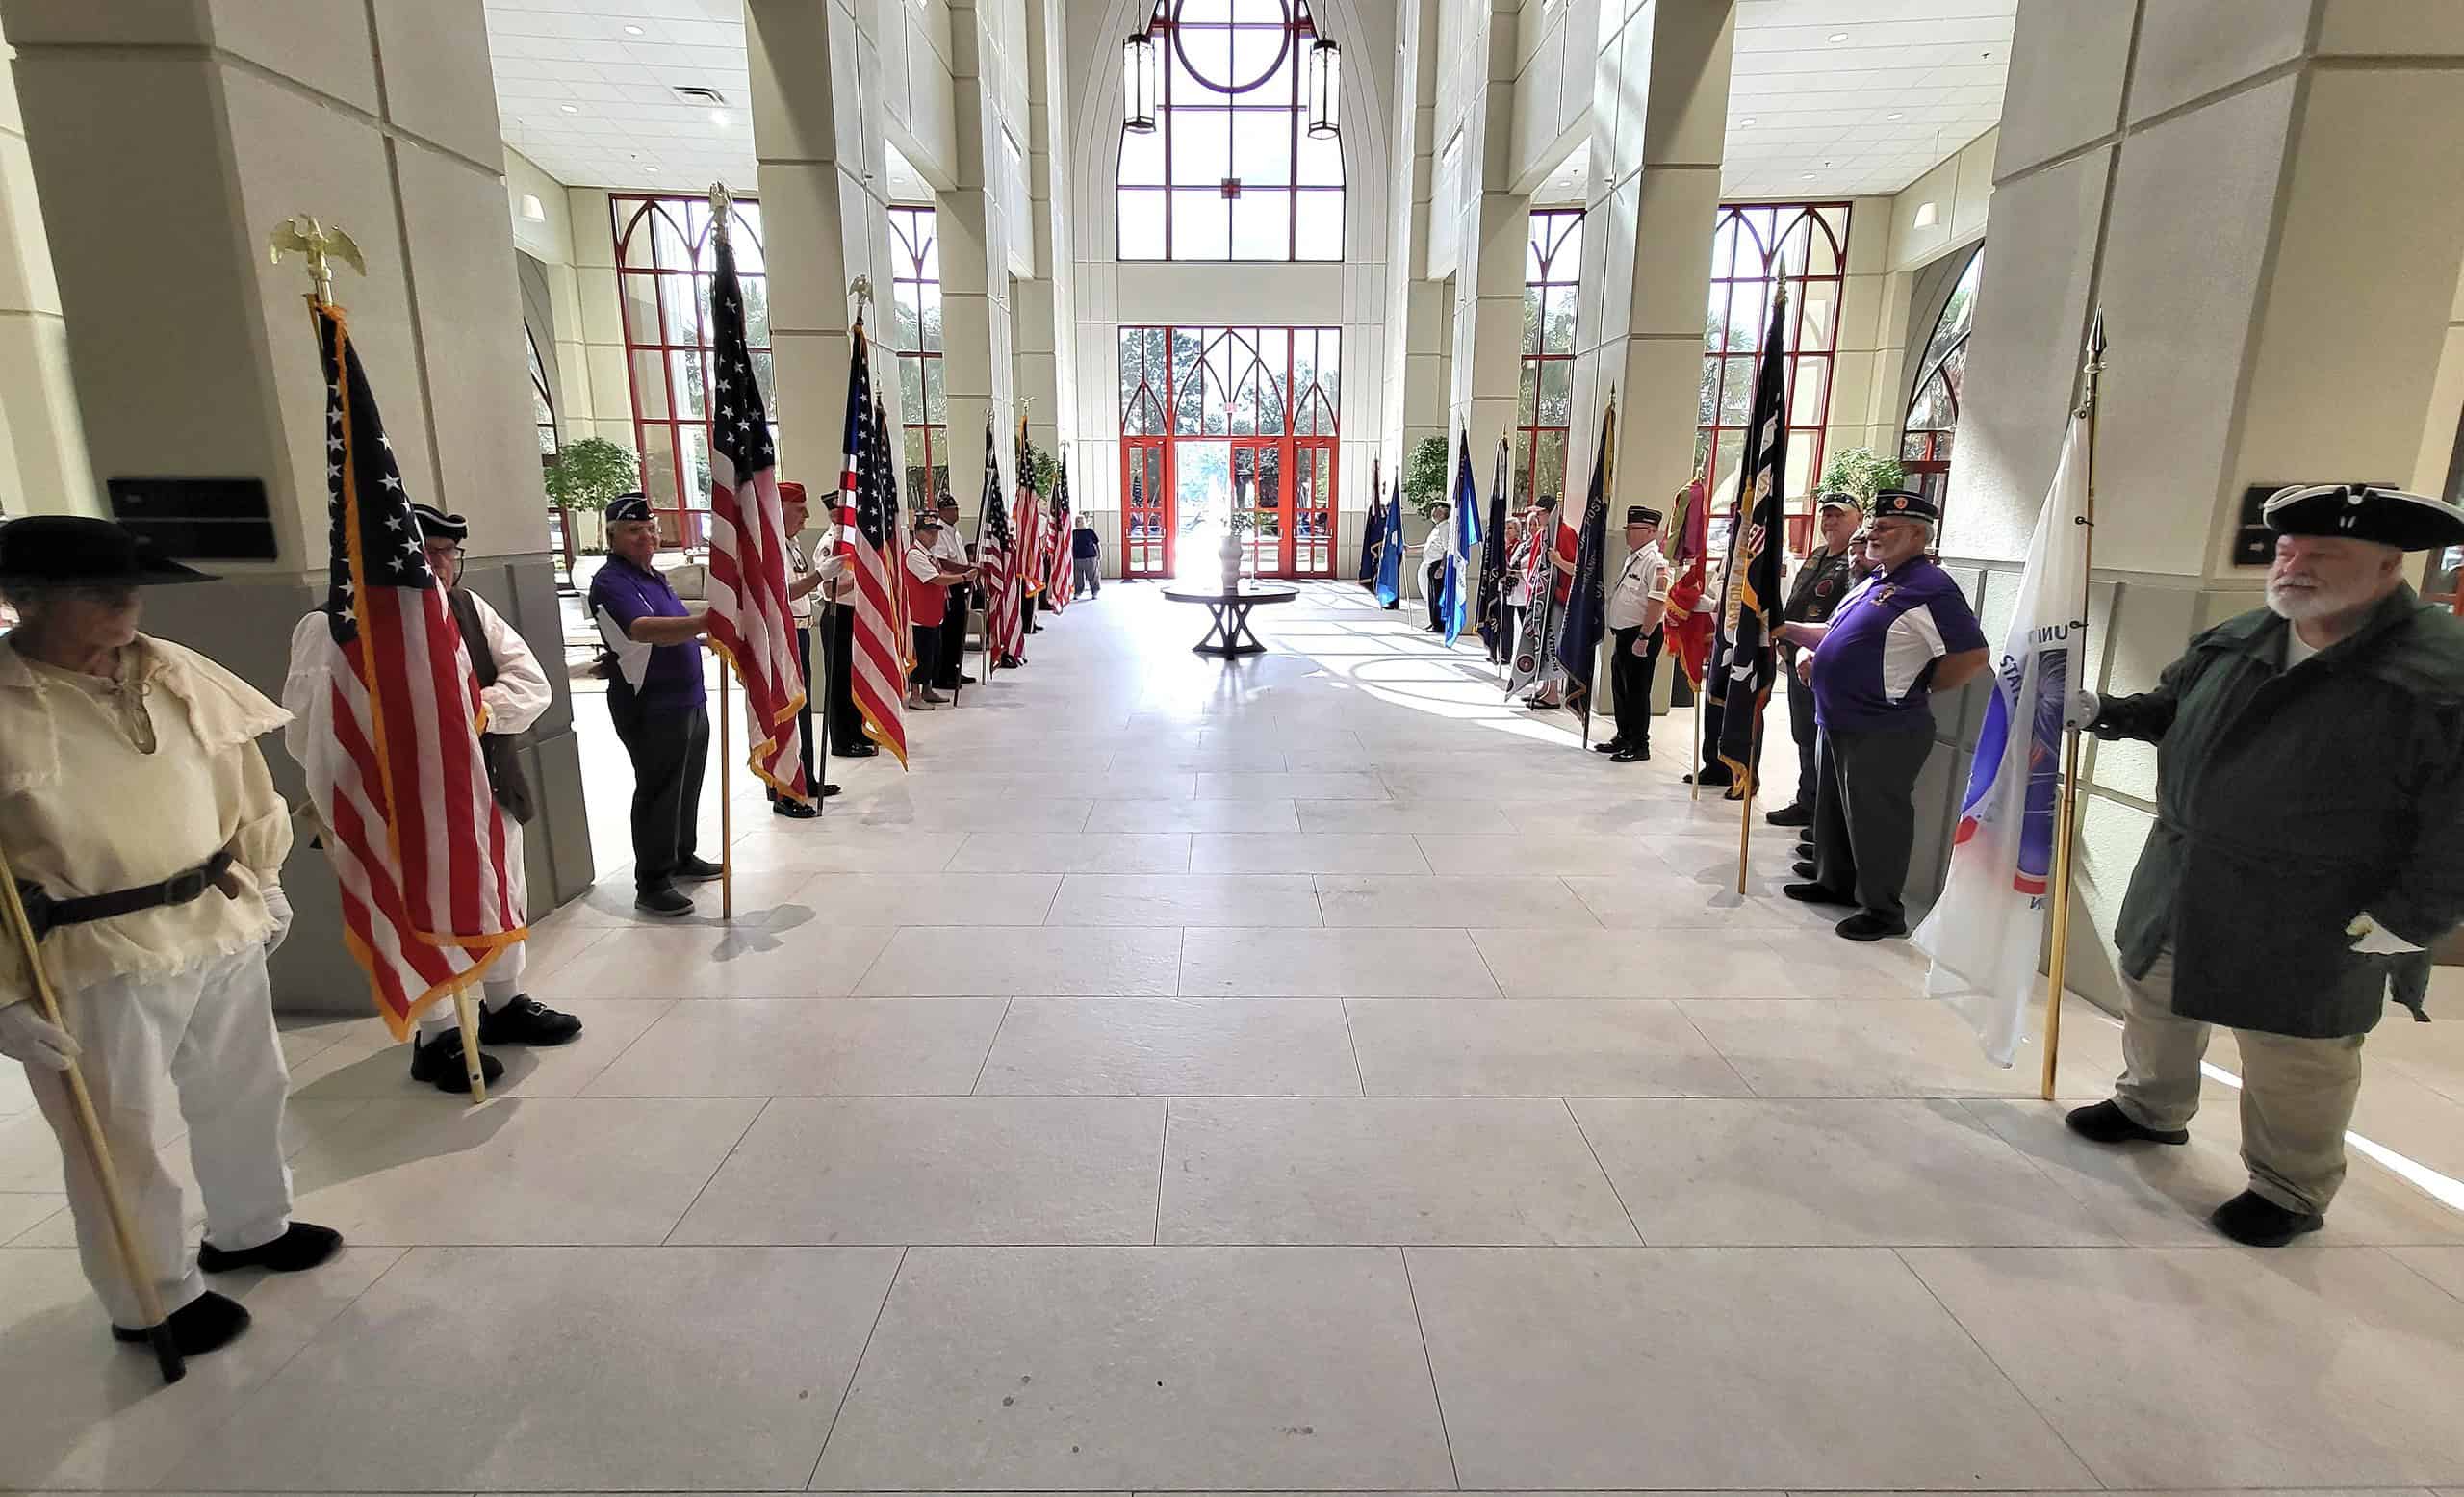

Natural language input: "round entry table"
[1162,584,1297,657]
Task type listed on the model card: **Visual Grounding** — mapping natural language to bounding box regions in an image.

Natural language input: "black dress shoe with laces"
[1611,744,1649,762]
[672,856,725,884]
[409,1029,506,1093]
[478,994,583,1046]
[116,1290,250,1355]
[1783,882,1853,906]
[1835,912,1909,942]
[1765,803,1813,828]
[199,1221,343,1275]
[1593,738,1626,755]
[772,798,819,819]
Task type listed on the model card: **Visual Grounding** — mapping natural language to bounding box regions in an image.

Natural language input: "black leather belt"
[14,849,237,942]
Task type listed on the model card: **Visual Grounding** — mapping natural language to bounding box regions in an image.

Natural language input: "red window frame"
[609,192,773,551]
[1900,244,1983,510]
[1515,209,1583,506]
[1116,324,1341,579]
[1115,0,1344,263]
[887,204,950,508]
[1698,202,1850,529]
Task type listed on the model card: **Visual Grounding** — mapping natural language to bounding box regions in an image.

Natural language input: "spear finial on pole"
[269,216,364,309]
[709,181,734,245]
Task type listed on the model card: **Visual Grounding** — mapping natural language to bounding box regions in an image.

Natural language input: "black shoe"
[1765,803,1813,828]
[199,1221,343,1275]
[772,798,819,819]
[116,1290,250,1356]
[838,740,881,758]
[633,885,695,918]
[2210,1189,2324,1247]
[2064,1098,2189,1147]
[1593,738,1626,755]
[1796,839,1815,857]
[1835,912,1910,942]
[1611,744,1649,762]
[1682,769,1732,787]
[478,994,583,1046]
[1783,882,1854,907]
[958,673,979,684]
[672,856,725,884]
[820,783,842,797]
[408,1030,507,1093]
[1792,860,1817,879]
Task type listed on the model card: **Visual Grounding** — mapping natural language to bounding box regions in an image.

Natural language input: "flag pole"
[711,182,737,921]
[0,842,185,1382]
[1732,267,1788,885]
[2040,311,2106,1100]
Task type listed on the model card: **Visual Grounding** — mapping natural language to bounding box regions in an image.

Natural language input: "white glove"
[2347,912,2426,956]
[0,1003,79,1071]
[2067,689,2100,729]
[262,882,295,956]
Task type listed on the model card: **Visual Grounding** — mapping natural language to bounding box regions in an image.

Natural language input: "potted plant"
[543,435,640,565]
[1817,447,1908,512]
[1404,434,1450,521]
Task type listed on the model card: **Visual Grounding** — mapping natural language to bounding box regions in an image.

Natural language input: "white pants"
[26,945,294,1325]
[413,816,528,1042]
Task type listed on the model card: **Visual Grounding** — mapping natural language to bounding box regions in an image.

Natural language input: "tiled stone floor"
[5,579,2464,1493]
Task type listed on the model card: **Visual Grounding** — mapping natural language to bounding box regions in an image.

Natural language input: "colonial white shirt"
[1605,540,1672,632]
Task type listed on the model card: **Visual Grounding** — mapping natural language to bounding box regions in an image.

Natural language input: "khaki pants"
[2113,948,2365,1215]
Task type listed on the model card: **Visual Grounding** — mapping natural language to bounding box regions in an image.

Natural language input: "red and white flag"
[297,304,524,1039]
[1042,464,1073,614]
[975,423,1021,667]
[704,223,808,800]
[836,326,908,763]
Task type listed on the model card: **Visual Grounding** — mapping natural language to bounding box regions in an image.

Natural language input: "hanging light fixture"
[1305,35,1341,138]
[1123,31,1160,133]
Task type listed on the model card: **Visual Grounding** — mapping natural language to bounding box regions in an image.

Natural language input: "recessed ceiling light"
[1886,111,1905,120]
[1739,117,1756,127]
[624,23,645,35]
[709,110,729,125]
[560,103,579,114]
[1828,31,1849,43]
[1800,171,1816,180]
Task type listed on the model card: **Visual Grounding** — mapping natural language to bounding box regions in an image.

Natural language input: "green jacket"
[2094,584,2464,1037]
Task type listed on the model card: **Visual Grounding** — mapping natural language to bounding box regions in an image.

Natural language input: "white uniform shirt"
[1422,524,1454,568]
[905,538,942,583]
[1604,541,1672,632]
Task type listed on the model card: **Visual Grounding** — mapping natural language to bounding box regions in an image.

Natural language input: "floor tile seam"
[1337,999,1372,1097]
[806,1243,909,1491]
[1153,1096,1172,1246]
[2373,1242,2464,1308]
[657,1095,775,1248]
[966,998,1016,1097]
[1886,1243,2115,1492]
[559,994,683,1098]
[1666,1000,1756,1098]
[1561,1097,1650,1248]
[1395,1246,1467,1493]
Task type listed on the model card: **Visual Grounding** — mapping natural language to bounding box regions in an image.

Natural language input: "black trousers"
[1424,559,1447,631]
[1811,724,1935,926]
[935,598,968,688]
[1697,636,1766,781]
[910,622,940,691]
[1609,625,1662,750]
[1784,652,1819,811]
[768,625,817,801]
[826,605,866,755]
[609,689,709,893]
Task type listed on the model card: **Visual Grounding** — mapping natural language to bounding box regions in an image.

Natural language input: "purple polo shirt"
[589,554,706,710]
[1810,555,1986,732]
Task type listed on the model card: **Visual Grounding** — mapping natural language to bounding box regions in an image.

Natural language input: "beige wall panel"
[1993,0,2133,176]
[2126,0,2310,124]
[206,0,380,114]
[372,0,502,166]
[2320,1,2464,56]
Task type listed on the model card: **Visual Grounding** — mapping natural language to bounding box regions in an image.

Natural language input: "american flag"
[835,326,908,764]
[703,225,808,801]
[869,396,915,677]
[975,422,1020,667]
[303,304,524,1040]
[1042,463,1073,614]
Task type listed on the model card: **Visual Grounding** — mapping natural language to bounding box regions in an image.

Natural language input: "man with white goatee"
[2067,483,2464,1248]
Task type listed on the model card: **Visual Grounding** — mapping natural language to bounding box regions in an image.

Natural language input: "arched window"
[1901,245,1983,506]
[888,205,949,506]
[1116,0,1344,262]
[1697,203,1851,533]
[1517,209,1582,506]
[525,323,557,461]
[609,193,772,550]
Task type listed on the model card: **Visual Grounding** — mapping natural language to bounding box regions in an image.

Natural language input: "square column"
[1943,0,2464,994]
[1,0,594,1007]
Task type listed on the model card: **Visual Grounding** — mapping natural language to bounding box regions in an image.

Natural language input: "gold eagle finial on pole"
[267,216,365,308]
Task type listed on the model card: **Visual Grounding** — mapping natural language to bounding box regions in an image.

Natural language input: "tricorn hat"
[2262,483,2464,552]
[410,503,469,542]
[0,515,213,588]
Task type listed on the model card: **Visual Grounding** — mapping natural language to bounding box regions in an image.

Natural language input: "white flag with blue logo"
[1912,412,2091,1066]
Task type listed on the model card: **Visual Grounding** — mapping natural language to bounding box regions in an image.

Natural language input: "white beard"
[2266,577,2372,621]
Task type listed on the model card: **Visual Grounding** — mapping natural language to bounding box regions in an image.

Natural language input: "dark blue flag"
[1440,430,1483,644]
[1554,404,1614,727]
[1374,477,1405,607]
[1358,485,1382,583]
[1476,438,1510,660]
[1714,276,1792,786]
